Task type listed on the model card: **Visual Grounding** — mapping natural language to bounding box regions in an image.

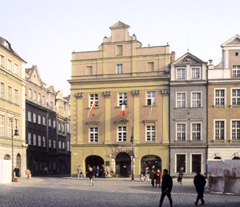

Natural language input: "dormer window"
[176,68,186,80]
[192,68,200,79]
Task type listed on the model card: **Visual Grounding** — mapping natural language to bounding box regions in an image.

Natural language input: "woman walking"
[156,169,162,187]
[177,167,184,184]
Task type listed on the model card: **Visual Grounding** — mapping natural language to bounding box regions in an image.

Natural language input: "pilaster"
[104,91,111,144]
[160,89,169,143]
[75,93,83,144]
[132,90,140,143]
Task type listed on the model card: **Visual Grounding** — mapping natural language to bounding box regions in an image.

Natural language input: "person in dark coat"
[150,169,156,187]
[159,169,173,207]
[88,167,94,186]
[193,169,206,206]
[177,167,184,184]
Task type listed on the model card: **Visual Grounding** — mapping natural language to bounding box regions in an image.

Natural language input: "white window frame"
[42,136,46,147]
[175,153,187,174]
[231,119,240,140]
[49,139,52,148]
[59,140,62,149]
[33,91,36,101]
[48,118,52,127]
[176,92,187,108]
[0,115,5,137]
[90,94,98,107]
[0,82,5,99]
[191,67,201,79]
[190,153,202,173]
[118,125,127,142]
[7,85,12,102]
[146,125,156,142]
[214,88,226,106]
[33,134,37,146]
[146,91,156,105]
[191,122,202,141]
[38,135,41,147]
[89,127,98,143]
[214,120,226,141]
[8,118,12,138]
[38,115,41,125]
[62,141,65,149]
[67,141,70,151]
[0,54,5,68]
[53,140,56,149]
[28,111,32,122]
[191,91,202,108]
[14,89,19,104]
[231,88,240,106]
[233,65,240,77]
[14,63,19,75]
[42,116,46,125]
[33,113,36,123]
[28,88,32,99]
[176,123,186,141]
[118,92,127,106]
[7,59,12,71]
[116,64,123,74]
[176,67,186,80]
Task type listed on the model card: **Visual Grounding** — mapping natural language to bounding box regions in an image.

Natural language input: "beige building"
[0,36,27,177]
[208,35,240,160]
[69,21,174,177]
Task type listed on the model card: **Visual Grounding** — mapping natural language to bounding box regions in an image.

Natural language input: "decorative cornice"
[114,117,129,124]
[160,89,169,95]
[74,92,83,99]
[103,91,111,97]
[85,121,100,127]
[131,90,140,96]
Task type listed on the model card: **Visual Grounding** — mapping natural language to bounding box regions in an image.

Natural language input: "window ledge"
[143,105,157,107]
[213,105,227,108]
[229,105,240,108]
[115,106,128,108]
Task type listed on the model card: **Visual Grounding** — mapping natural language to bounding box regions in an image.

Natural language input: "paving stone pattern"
[0,177,239,207]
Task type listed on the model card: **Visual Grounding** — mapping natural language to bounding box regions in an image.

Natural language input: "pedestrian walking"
[194,169,206,206]
[88,167,94,186]
[77,165,82,179]
[14,166,20,177]
[44,166,48,176]
[145,167,150,182]
[177,167,184,184]
[159,169,173,207]
[150,169,156,187]
[156,169,161,187]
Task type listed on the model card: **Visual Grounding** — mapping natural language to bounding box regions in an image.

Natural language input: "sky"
[1,0,240,95]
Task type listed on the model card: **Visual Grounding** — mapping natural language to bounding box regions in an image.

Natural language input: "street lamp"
[11,118,19,182]
[131,127,134,181]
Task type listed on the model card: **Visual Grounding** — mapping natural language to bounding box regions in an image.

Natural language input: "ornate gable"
[221,34,240,47]
[173,52,205,66]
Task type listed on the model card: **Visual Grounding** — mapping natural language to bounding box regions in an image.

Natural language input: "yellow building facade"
[0,36,26,177]
[69,22,174,177]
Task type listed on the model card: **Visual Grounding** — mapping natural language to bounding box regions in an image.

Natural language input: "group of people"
[141,166,162,187]
[158,169,206,207]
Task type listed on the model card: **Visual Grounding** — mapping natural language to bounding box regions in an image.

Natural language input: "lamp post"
[131,127,134,180]
[11,118,19,182]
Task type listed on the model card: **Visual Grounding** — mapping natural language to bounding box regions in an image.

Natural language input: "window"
[0,55,5,67]
[0,82,5,99]
[48,119,52,127]
[53,140,56,149]
[146,125,155,141]
[215,121,225,140]
[116,64,123,74]
[117,45,123,55]
[7,59,12,71]
[192,92,201,107]
[90,127,98,142]
[192,123,201,140]
[62,123,65,133]
[28,89,32,99]
[33,91,36,101]
[147,91,156,105]
[42,116,46,125]
[58,122,61,132]
[177,93,186,108]
[67,123,70,133]
[215,89,225,106]
[53,120,56,128]
[38,135,41,147]
[27,132,31,145]
[33,134,37,146]
[59,141,62,149]
[62,141,65,149]
[177,123,186,141]
[192,154,201,173]
[192,68,200,79]
[42,95,45,105]
[233,65,240,77]
[49,139,52,148]
[232,121,240,140]
[33,113,36,123]
[148,62,154,72]
[177,68,186,80]
[118,126,126,142]
[14,64,18,75]
[28,111,32,122]
[38,115,41,124]
[38,93,41,104]
[232,89,240,106]
[14,89,19,104]
[119,93,127,106]
[87,66,92,75]
[176,154,186,173]
[43,136,46,147]
[90,94,98,107]
[8,118,12,138]
[236,52,239,57]
[8,86,12,102]
[0,115,4,137]
[67,141,70,151]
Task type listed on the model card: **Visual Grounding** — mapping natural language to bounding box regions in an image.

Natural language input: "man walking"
[194,169,206,205]
[159,169,173,207]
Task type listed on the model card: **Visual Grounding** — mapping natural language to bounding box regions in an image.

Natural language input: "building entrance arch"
[141,155,162,172]
[85,155,104,172]
[115,152,131,177]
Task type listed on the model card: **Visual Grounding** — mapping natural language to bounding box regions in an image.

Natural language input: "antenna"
[187,37,190,52]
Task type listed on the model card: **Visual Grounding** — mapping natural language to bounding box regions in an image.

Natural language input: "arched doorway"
[85,155,104,172]
[4,154,11,160]
[141,155,162,172]
[233,157,240,160]
[115,153,131,177]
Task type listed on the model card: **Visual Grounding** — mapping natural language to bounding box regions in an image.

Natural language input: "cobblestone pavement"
[0,177,239,207]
